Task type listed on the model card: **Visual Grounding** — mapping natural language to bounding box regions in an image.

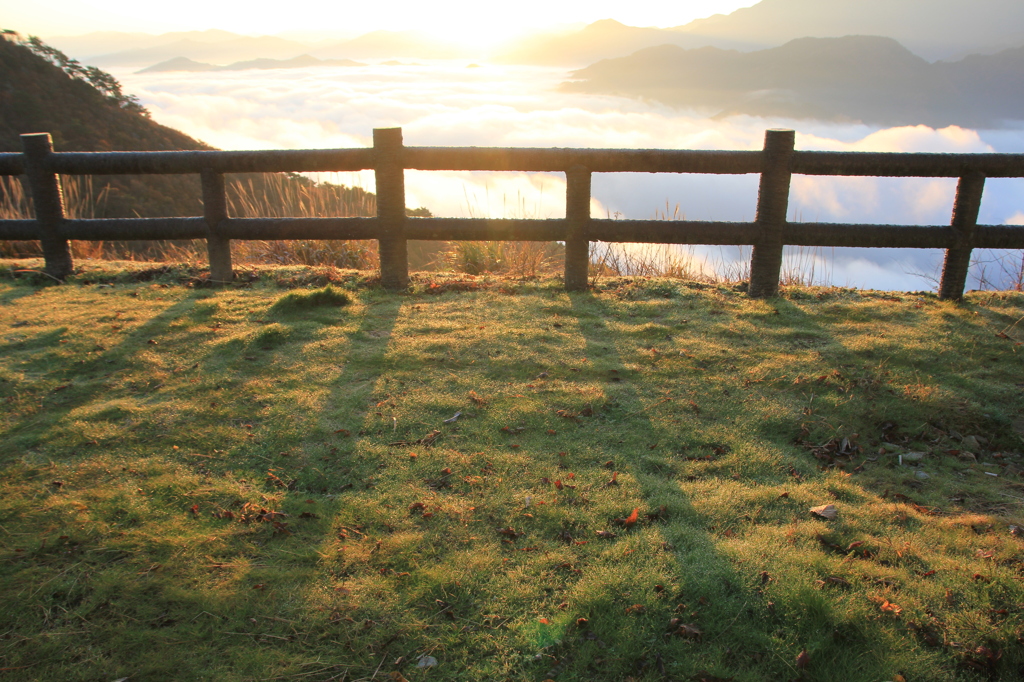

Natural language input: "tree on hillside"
[21,35,148,116]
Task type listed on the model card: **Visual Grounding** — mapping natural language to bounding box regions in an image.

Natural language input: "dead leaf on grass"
[963,646,1002,675]
[615,507,639,527]
[809,504,837,519]
[818,576,852,588]
[668,620,702,639]
[870,597,903,616]
[497,526,524,540]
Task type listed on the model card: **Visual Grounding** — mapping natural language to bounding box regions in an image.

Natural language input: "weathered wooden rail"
[2,127,1023,299]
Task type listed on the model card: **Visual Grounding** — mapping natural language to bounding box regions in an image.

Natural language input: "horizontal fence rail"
[2,128,1024,298]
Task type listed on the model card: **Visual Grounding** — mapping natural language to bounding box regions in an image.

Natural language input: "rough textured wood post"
[938,172,985,301]
[748,129,796,298]
[374,127,408,290]
[21,133,73,280]
[564,165,591,291]
[201,169,233,283]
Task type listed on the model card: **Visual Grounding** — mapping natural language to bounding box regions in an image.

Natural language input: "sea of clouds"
[116,61,1024,290]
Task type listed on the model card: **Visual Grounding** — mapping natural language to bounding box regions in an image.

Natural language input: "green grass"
[1,259,1023,681]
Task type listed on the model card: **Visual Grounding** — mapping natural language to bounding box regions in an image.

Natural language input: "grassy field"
[1,259,1023,682]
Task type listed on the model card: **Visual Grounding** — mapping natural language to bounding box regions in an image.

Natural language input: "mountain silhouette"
[495,19,758,66]
[137,54,364,73]
[46,29,244,61]
[86,35,309,68]
[675,0,1024,61]
[564,36,1024,128]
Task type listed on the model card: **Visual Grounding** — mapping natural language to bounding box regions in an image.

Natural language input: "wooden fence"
[2,127,1024,299]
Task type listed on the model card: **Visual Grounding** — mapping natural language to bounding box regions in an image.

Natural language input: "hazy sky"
[3,1,759,41]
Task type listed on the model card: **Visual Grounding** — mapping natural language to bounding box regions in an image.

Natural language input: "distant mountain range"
[47,28,472,68]
[675,0,1024,62]
[493,19,758,66]
[137,54,365,74]
[45,29,247,60]
[81,35,313,68]
[564,35,1024,128]
[46,0,1024,70]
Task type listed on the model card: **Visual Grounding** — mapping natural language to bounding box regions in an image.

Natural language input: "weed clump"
[250,323,292,349]
[269,285,350,314]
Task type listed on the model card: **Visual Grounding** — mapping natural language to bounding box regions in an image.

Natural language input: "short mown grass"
[1,259,1023,681]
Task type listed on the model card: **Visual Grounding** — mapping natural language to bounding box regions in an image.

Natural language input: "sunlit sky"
[3,0,760,43]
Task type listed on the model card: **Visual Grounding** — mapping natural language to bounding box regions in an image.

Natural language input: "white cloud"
[115,62,1024,290]
[798,124,993,154]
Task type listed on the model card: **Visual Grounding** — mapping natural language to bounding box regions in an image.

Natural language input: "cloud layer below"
[117,62,1024,290]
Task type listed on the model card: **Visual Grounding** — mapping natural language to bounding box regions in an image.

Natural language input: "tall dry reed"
[223,173,380,270]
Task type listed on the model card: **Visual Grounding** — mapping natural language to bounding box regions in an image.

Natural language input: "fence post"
[938,172,985,301]
[201,169,233,283]
[748,129,795,298]
[21,133,73,280]
[374,127,408,290]
[564,165,591,291]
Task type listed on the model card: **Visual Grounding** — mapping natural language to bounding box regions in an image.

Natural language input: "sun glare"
[415,20,539,51]
[22,1,762,41]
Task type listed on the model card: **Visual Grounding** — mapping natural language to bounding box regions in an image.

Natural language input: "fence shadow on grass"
[0,277,49,306]
[0,293,206,461]
[563,287,963,681]
[565,290,794,679]
[0,285,410,680]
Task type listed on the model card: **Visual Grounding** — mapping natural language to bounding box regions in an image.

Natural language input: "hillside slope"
[0,35,210,217]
